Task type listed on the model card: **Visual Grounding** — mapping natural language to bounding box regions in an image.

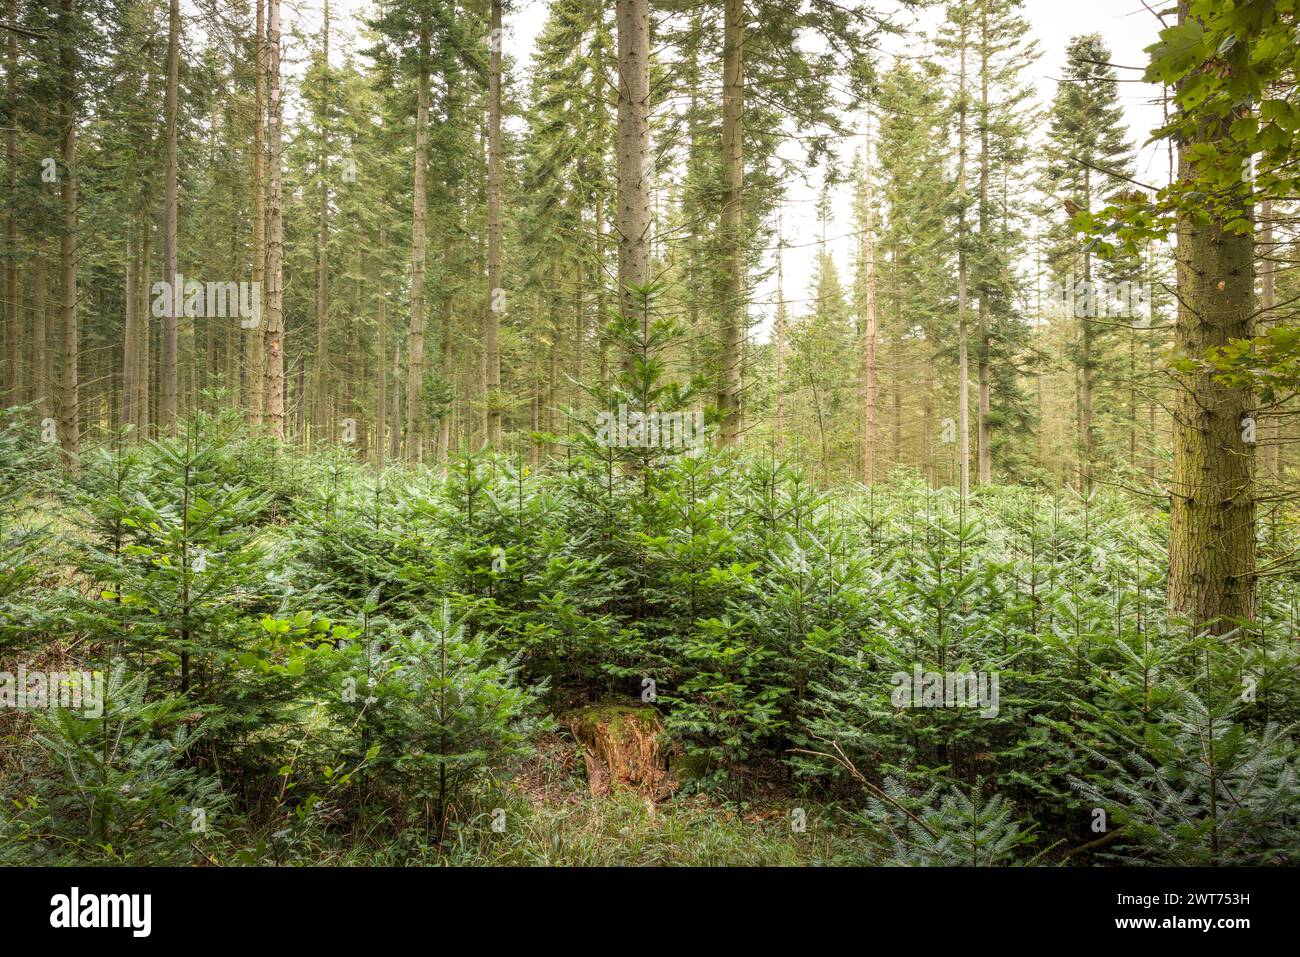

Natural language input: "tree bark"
[313,2,330,445]
[264,0,285,439]
[859,126,877,485]
[956,24,970,500]
[976,11,991,486]
[615,0,650,374]
[57,0,79,470]
[161,0,179,433]
[717,0,743,445]
[1167,96,1256,631]
[406,27,430,463]
[485,0,503,447]
[248,0,265,426]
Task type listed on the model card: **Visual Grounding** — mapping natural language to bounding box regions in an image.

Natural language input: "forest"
[0,0,1297,871]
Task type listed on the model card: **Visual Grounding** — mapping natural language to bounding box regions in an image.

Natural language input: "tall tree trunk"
[1258,199,1278,480]
[136,220,151,434]
[390,344,401,461]
[774,237,786,451]
[248,0,265,426]
[976,12,991,486]
[32,255,49,421]
[57,0,79,470]
[1166,81,1256,631]
[122,229,136,429]
[376,224,387,471]
[5,4,17,408]
[956,24,970,500]
[859,126,877,485]
[406,27,430,463]
[485,0,503,447]
[161,0,180,433]
[313,2,330,446]
[264,0,285,439]
[717,0,743,445]
[615,0,650,374]
[1079,169,1095,493]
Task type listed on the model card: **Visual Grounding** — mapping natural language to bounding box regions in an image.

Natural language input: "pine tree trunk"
[264,0,285,439]
[976,16,991,486]
[161,0,179,433]
[1079,169,1095,493]
[122,229,136,429]
[485,0,503,447]
[32,255,49,421]
[717,0,743,445]
[956,27,969,500]
[313,4,330,446]
[376,224,387,471]
[406,28,430,463]
[1167,109,1256,631]
[859,123,877,485]
[774,241,786,450]
[615,0,650,373]
[136,221,151,434]
[1258,199,1278,480]
[248,0,265,426]
[4,7,16,408]
[57,0,79,470]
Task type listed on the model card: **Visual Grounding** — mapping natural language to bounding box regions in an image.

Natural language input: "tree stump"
[560,703,667,798]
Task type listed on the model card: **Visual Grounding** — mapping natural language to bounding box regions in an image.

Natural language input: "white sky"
[285,0,1171,341]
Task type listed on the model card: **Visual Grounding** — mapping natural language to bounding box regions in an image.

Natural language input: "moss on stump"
[560,702,669,799]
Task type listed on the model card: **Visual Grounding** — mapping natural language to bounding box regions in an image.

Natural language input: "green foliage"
[1,666,227,866]
[2,415,1297,865]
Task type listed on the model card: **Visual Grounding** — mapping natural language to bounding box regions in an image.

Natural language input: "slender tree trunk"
[1258,199,1278,480]
[161,0,180,433]
[264,0,285,439]
[122,229,136,429]
[774,238,786,450]
[313,3,331,446]
[976,15,991,486]
[248,0,265,426]
[136,221,151,434]
[32,255,49,420]
[406,27,430,463]
[390,345,401,461]
[956,26,970,500]
[859,124,877,485]
[485,0,503,447]
[4,5,16,407]
[1080,169,1095,493]
[717,0,743,444]
[376,224,387,471]
[57,0,79,470]
[615,0,650,373]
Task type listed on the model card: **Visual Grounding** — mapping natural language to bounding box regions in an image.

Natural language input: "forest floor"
[383,732,868,866]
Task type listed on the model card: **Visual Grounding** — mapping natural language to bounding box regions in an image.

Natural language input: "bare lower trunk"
[406,29,430,463]
[485,0,503,447]
[717,0,743,445]
[265,0,285,439]
[248,0,266,426]
[161,0,179,433]
[615,0,651,374]
[1167,113,1256,631]
[57,0,79,469]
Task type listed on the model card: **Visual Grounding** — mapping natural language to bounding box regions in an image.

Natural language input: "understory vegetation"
[1,411,1296,866]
